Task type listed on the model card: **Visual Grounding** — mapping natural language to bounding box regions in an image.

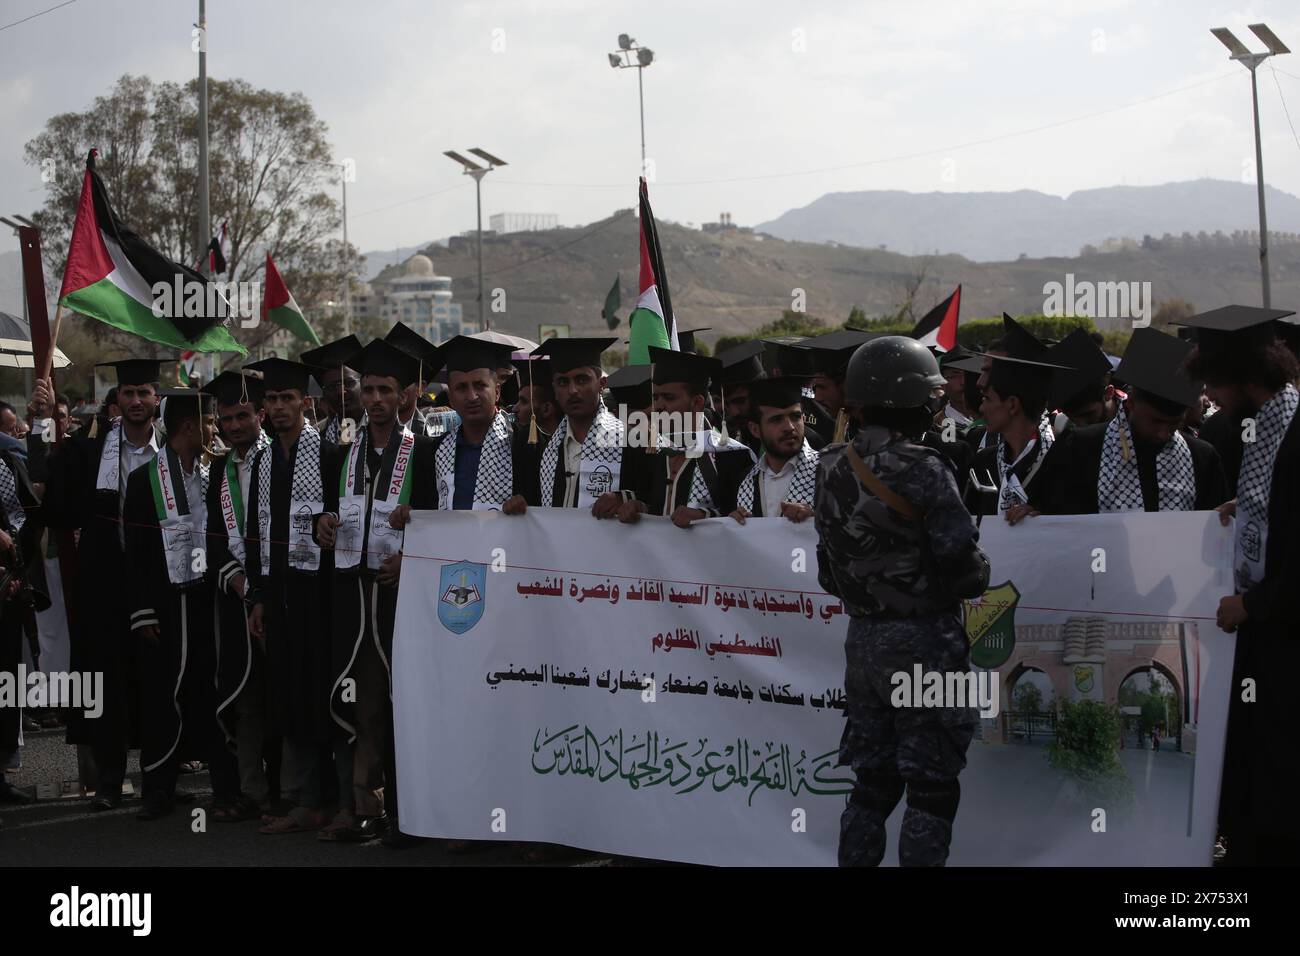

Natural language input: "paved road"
[2,726,611,867]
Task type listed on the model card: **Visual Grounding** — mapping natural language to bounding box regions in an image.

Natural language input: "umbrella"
[468,329,538,351]
[0,311,72,368]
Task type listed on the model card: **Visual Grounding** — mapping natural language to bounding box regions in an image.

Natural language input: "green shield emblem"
[963,581,1019,669]
[1073,665,1095,694]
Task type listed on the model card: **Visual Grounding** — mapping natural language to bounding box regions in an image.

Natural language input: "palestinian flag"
[262,253,320,346]
[910,285,961,351]
[626,178,677,364]
[179,351,198,386]
[58,149,246,355]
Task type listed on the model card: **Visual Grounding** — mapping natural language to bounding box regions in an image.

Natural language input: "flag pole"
[39,303,65,383]
[196,0,211,278]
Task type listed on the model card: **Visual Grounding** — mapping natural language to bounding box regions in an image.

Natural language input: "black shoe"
[136,791,174,821]
[0,781,33,805]
[91,792,123,812]
[333,815,385,843]
[382,821,422,849]
[173,791,197,805]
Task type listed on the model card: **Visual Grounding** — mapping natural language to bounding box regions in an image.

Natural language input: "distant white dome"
[404,254,435,277]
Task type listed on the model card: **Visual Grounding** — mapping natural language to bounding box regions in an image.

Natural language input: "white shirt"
[232,444,255,502]
[562,428,583,507]
[179,456,203,513]
[944,403,972,428]
[758,454,797,515]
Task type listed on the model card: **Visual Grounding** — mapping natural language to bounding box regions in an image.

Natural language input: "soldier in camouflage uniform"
[814,336,991,867]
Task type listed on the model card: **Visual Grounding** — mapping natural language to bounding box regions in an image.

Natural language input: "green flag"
[602,274,621,330]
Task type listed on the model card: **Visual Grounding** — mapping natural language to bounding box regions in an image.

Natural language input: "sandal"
[259,806,327,834]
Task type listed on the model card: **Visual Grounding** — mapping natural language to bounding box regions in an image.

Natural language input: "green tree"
[1048,699,1135,807]
[1012,681,1044,715]
[25,73,355,354]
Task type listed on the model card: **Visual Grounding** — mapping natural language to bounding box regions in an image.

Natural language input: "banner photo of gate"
[392,510,1233,866]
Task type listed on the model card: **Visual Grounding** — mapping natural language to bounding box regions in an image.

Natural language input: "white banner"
[393,510,1234,866]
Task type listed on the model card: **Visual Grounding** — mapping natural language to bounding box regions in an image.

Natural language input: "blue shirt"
[452,431,482,510]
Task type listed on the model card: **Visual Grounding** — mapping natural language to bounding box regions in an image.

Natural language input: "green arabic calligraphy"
[530,725,854,806]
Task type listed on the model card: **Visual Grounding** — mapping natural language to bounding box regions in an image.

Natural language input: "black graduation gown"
[1220,411,1300,850]
[1198,408,1246,499]
[1029,422,1227,515]
[245,432,344,743]
[921,427,974,500]
[123,456,219,789]
[205,450,262,745]
[41,425,150,750]
[965,436,1052,517]
[0,449,46,756]
[327,432,437,738]
[626,449,728,517]
[526,423,639,508]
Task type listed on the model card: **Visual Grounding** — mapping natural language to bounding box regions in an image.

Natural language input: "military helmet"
[844,335,946,409]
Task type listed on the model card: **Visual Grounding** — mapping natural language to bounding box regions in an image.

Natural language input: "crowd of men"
[1,304,1296,866]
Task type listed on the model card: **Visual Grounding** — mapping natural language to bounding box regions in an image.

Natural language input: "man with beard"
[244,358,346,835]
[610,348,750,525]
[728,377,819,523]
[301,336,363,445]
[514,357,561,442]
[29,359,166,810]
[203,370,275,820]
[385,322,440,436]
[715,341,766,454]
[801,330,880,441]
[123,389,224,821]
[1022,329,1226,519]
[527,338,639,511]
[1175,305,1300,865]
[318,339,437,845]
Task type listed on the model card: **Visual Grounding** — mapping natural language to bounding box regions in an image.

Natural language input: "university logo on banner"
[438,560,487,634]
[964,581,1019,668]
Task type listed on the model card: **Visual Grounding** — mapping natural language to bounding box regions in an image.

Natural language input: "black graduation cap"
[157,387,214,425]
[677,328,710,354]
[96,358,173,386]
[801,329,881,377]
[747,376,807,411]
[936,342,978,368]
[999,313,1049,360]
[1115,328,1201,408]
[717,340,766,386]
[1170,305,1295,350]
[435,335,516,375]
[648,346,722,389]
[347,338,421,388]
[384,322,439,364]
[244,357,318,394]
[531,337,617,374]
[201,370,264,406]
[761,338,816,377]
[606,364,652,409]
[300,335,363,371]
[513,357,552,388]
[1045,328,1113,408]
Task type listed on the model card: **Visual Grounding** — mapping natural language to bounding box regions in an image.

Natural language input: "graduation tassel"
[526,357,538,445]
[717,382,730,447]
[833,408,848,444]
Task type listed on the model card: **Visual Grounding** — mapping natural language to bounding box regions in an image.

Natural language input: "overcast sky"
[3,0,1300,257]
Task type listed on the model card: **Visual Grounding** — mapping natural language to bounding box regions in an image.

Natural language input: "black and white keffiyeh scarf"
[434,410,514,509]
[1097,406,1195,512]
[735,441,819,513]
[1235,383,1299,593]
[253,424,325,571]
[0,457,24,532]
[995,412,1056,514]
[539,402,625,506]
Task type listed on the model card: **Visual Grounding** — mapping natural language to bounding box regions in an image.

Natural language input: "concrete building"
[488,212,559,234]
[368,253,477,342]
